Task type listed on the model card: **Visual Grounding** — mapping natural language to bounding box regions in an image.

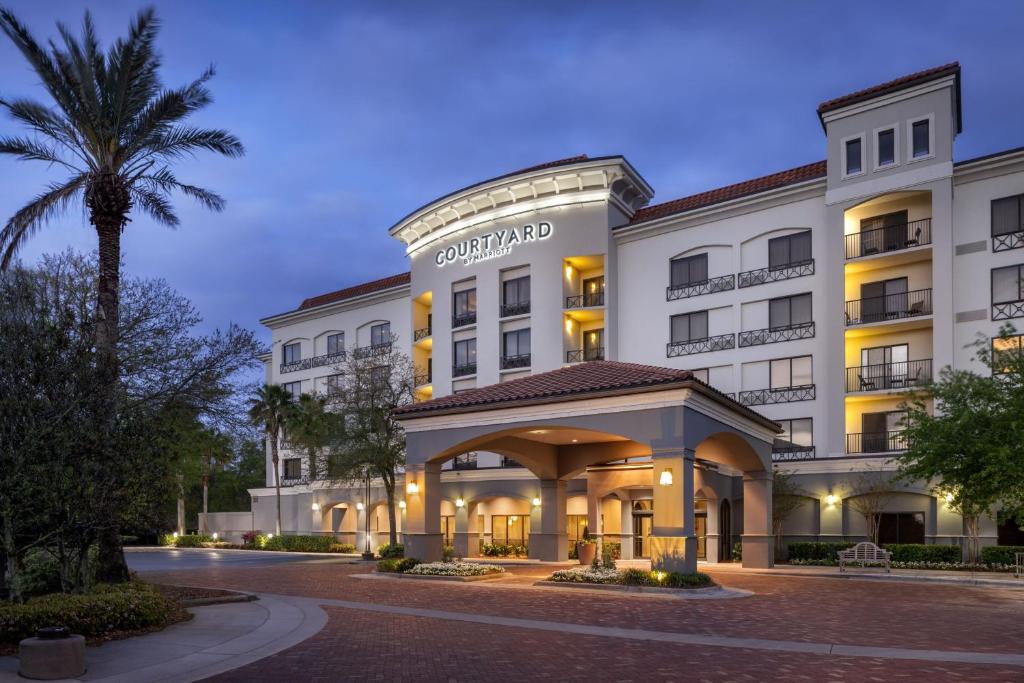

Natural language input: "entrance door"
[632,500,653,558]
[862,411,907,452]
[718,500,732,562]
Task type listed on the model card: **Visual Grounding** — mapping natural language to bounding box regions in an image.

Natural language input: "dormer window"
[912,119,930,158]
[877,128,895,167]
[844,137,863,176]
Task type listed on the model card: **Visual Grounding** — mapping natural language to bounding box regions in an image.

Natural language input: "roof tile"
[817,62,960,115]
[299,272,410,310]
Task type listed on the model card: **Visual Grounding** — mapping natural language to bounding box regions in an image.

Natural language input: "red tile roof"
[626,160,827,226]
[298,272,410,310]
[817,62,960,116]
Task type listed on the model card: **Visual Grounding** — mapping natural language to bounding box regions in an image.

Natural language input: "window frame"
[282,458,302,480]
[773,417,813,450]
[281,381,302,399]
[767,230,812,271]
[992,264,1024,305]
[906,114,935,162]
[453,337,477,371]
[502,328,531,360]
[768,292,812,330]
[873,124,898,170]
[370,322,390,347]
[326,332,344,356]
[992,194,1024,237]
[769,355,813,389]
[282,342,301,364]
[992,334,1024,374]
[670,310,709,344]
[502,276,530,309]
[841,133,865,178]
[670,253,709,288]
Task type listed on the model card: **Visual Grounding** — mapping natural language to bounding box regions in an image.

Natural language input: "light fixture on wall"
[267,533,274,539]
[172,531,179,539]
[825,493,838,506]
[564,263,573,280]
[532,497,541,507]
[659,468,673,486]
[398,500,407,510]
[564,317,573,333]
[944,491,955,508]
[455,497,465,508]
[311,502,320,511]
[356,502,364,511]
[406,481,420,495]
[212,532,219,540]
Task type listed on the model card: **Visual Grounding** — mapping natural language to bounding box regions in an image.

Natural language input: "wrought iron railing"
[414,370,432,387]
[738,322,815,347]
[565,292,605,308]
[413,326,431,341]
[771,446,816,462]
[452,362,477,377]
[452,312,477,328]
[845,218,931,259]
[352,343,391,359]
[666,274,735,301]
[280,351,346,374]
[993,299,1024,321]
[993,230,1024,252]
[566,347,605,363]
[666,333,735,357]
[501,354,531,370]
[501,455,525,468]
[500,301,531,317]
[738,260,814,288]
[738,384,815,407]
[451,453,478,470]
[846,431,908,454]
[846,359,932,393]
[845,288,931,326]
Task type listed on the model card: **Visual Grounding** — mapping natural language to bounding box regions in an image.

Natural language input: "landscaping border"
[376,571,507,583]
[532,580,750,598]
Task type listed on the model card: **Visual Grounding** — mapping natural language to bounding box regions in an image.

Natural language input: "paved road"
[127,548,351,572]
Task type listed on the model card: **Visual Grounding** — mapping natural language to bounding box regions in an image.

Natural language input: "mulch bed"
[154,584,241,603]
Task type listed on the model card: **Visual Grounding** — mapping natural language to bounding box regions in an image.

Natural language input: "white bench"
[838,542,891,573]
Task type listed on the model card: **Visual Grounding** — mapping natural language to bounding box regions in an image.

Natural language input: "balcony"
[352,343,391,360]
[666,274,735,301]
[666,333,735,357]
[501,353,531,370]
[452,312,476,328]
[738,322,814,347]
[413,326,431,341]
[846,431,908,454]
[738,384,815,407]
[452,362,477,378]
[500,301,531,317]
[993,299,1024,321]
[993,230,1024,253]
[280,350,346,374]
[566,347,605,363]
[845,289,932,326]
[846,359,932,393]
[845,218,931,260]
[771,446,816,462]
[738,260,814,288]
[414,370,432,387]
[566,292,604,308]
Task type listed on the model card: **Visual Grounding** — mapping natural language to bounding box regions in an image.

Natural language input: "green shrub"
[883,544,960,563]
[0,582,172,644]
[732,541,742,561]
[11,550,62,599]
[173,534,213,548]
[329,543,357,553]
[376,559,401,573]
[482,543,527,557]
[787,542,854,561]
[442,545,455,561]
[377,543,404,558]
[158,533,176,547]
[262,535,334,553]
[620,568,653,586]
[661,571,714,588]
[981,545,1024,566]
[396,558,421,572]
[603,541,621,560]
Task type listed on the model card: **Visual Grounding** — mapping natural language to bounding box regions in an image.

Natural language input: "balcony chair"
[857,373,877,391]
[904,226,923,248]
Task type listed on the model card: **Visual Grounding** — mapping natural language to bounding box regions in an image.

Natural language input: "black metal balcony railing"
[565,292,605,308]
[666,333,735,357]
[500,301,531,317]
[845,288,932,326]
[414,370,432,387]
[771,446,816,462]
[738,260,814,288]
[845,218,932,259]
[451,453,478,470]
[738,384,815,407]
[352,343,391,360]
[993,230,1024,252]
[993,299,1024,321]
[280,350,346,374]
[566,347,605,363]
[501,353,531,370]
[501,455,525,468]
[846,359,932,393]
[413,326,431,341]
[738,321,815,347]
[846,431,908,454]
[452,312,477,328]
[666,274,736,301]
[452,362,477,377]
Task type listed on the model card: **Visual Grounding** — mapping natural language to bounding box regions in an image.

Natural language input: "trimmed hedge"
[618,568,714,588]
[377,543,404,558]
[787,542,854,561]
[262,535,333,553]
[981,545,1024,566]
[0,582,172,644]
[883,544,960,563]
[375,558,420,573]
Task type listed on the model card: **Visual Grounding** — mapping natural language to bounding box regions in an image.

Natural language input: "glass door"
[632,500,653,558]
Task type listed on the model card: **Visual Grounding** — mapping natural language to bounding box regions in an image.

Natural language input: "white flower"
[405,561,504,576]
[549,566,621,584]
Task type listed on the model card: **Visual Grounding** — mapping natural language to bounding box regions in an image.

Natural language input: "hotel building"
[209,62,1024,565]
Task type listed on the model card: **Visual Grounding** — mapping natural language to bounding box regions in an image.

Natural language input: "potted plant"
[576,526,597,566]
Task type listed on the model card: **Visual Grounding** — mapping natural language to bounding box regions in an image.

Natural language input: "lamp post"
[361,468,374,560]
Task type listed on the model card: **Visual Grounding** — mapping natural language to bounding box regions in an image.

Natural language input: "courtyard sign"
[434,221,553,267]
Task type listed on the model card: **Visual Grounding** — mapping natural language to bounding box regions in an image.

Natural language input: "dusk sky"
[1,1,1022,344]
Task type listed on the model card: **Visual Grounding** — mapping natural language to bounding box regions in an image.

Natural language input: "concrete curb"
[364,571,506,583]
[709,565,1024,589]
[531,580,751,599]
[126,546,363,560]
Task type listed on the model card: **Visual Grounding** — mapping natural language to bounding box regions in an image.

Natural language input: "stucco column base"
[704,533,720,565]
[453,531,475,559]
[528,532,567,561]
[19,635,86,680]
[404,533,443,562]
[741,534,774,568]
[650,535,698,574]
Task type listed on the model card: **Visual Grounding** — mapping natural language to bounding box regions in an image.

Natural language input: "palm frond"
[129,184,178,227]
[0,135,79,170]
[0,97,92,170]
[1,173,88,270]
[105,7,161,133]
[119,67,215,163]
[140,167,226,212]
[141,126,244,164]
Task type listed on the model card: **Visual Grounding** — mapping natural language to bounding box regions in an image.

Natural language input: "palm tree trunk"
[271,437,282,536]
[201,473,209,535]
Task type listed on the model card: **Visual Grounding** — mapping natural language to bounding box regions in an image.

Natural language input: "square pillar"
[356,506,370,554]
[650,451,697,574]
[618,496,634,560]
[453,501,478,559]
[742,470,774,568]
[704,499,720,564]
[404,462,442,562]
[529,479,567,561]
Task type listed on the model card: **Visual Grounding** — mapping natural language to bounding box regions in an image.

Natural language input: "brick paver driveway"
[143,559,1024,681]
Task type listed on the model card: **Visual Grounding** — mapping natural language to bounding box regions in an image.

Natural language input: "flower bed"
[548,566,714,589]
[788,558,1017,572]
[405,561,504,577]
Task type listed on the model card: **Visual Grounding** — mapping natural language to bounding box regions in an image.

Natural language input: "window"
[769,293,812,329]
[845,137,862,175]
[491,514,529,547]
[877,128,895,166]
[770,355,812,389]
[452,452,478,470]
[326,333,344,356]
[670,310,708,343]
[768,231,812,270]
[325,374,343,394]
[992,194,1024,237]
[370,323,390,347]
[992,265,1024,305]
[566,515,590,546]
[861,343,908,367]
[992,335,1023,373]
[441,516,455,546]
[453,288,477,327]
[859,211,909,254]
[282,342,301,364]
[282,381,301,399]
[859,277,909,322]
[502,276,530,315]
[283,458,302,480]
[774,418,812,450]
[878,512,925,545]
[911,119,930,158]
[502,328,530,360]
[670,253,709,288]
[453,338,477,372]
[583,328,604,360]
[582,275,605,306]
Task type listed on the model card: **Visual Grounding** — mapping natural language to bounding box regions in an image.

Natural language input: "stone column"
[742,470,773,568]
[529,479,567,561]
[587,488,603,546]
[404,462,443,562]
[453,500,478,559]
[355,506,369,554]
[618,496,634,560]
[704,499,720,564]
[651,450,697,573]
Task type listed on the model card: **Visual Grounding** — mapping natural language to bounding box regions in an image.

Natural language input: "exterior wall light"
[825,493,838,506]
[565,263,573,280]
[398,500,407,510]
[944,491,954,503]
[212,532,219,540]
[532,497,542,507]
[565,318,573,333]
[406,481,420,495]
[356,502,364,511]
[172,531,179,539]
[659,468,673,486]
[455,497,465,508]
[267,533,274,539]
[311,502,320,511]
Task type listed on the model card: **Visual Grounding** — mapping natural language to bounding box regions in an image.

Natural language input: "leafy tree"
[247,385,293,535]
[771,469,808,558]
[0,6,243,582]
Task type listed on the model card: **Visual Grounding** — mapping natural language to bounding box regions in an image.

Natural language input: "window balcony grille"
[413,326,431,341]
[846,359,932,393]
[452,362,477,378]
[352,343,391,359]
[993,299,1024,321]
[993,230,1024,253]
[565,292,605,308]
[845,218,932,259]
[452,312,477,328]
[771,446,816,462]
[666,274,735,301]
[846,431,908,454]
[738,260,814,288]
[738,384,815,407]
[566,347,605,363]
[738,322,814,347]
[666,333,735,357]
[500,301,531,317]
[414,370,432,387]
[451,453,478,470]
[280,350,347,374]
[501,455,524,468]
[845,289,931,326]
[500,354,531,370]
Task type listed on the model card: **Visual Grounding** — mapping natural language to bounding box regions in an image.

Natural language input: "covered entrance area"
[393,362,779,572]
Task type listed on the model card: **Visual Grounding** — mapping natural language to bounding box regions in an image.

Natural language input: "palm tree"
[286,393,335,482]
[248,385,293,536]
[0,7,243,581]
